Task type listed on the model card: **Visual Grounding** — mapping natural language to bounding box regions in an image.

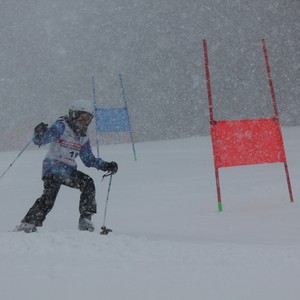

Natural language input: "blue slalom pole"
[119,73,137,161]
[92,76,100,159]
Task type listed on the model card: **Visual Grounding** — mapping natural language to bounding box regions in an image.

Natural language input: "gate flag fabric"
[95,107,130,133]
[211,118,286,168]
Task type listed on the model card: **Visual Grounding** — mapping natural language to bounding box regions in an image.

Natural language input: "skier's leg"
[63,170,96,231]
[21,175,62,226]
[63,170,97,216]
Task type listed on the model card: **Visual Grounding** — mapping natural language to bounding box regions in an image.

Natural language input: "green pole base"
[218,202,223,212]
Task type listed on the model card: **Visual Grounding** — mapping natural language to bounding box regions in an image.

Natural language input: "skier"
[14,99,118,233]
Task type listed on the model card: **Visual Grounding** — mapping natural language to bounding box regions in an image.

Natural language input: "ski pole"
[0,138,32,181]
[100,174,113,235]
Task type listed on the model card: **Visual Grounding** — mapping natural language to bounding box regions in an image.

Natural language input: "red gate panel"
[210,117,286,168]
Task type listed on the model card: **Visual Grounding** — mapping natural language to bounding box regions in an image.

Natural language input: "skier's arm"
[32,119,65,146]
[79,139,106,170]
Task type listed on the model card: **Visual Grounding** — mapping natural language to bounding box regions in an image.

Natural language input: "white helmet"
[70,99,94,116]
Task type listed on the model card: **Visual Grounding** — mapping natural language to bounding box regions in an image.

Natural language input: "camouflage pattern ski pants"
[22,170,96,226]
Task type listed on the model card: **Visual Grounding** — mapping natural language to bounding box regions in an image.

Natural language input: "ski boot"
[13,222,37,233]
[78,215,94,232]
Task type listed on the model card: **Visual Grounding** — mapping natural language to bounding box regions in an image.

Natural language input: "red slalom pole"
[203,39,215,124]
[262,39,279,117]
[262,39,294,203]
[203,39,223,212]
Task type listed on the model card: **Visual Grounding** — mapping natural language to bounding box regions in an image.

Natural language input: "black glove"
[34,122,48,139]
[102,161,118,175]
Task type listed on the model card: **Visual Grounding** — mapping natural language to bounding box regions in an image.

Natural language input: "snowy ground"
[1,126,300,300]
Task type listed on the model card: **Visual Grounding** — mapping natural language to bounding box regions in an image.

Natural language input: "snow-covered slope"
[1,127,300,300]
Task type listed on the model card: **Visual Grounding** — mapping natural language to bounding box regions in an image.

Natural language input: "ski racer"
[14,99,118,233]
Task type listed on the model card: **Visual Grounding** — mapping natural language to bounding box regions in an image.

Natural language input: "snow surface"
[1,126,300,300]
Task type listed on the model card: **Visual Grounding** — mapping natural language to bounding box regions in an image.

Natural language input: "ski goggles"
[76,112,94,125]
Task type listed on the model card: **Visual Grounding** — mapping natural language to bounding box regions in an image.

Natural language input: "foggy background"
[0,0,299,151]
